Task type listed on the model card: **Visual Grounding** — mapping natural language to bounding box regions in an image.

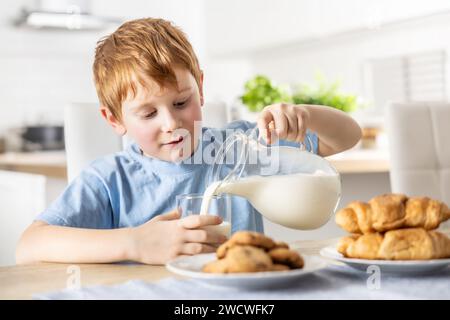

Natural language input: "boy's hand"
[257,103,310,145]
[128,209,227,265]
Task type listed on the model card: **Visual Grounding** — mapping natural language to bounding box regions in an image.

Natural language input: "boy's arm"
[16,221,133,264]
[16,211,226,265]
[257,103,362,157]
[303,104,362,157]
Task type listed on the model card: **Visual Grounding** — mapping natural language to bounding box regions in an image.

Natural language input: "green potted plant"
[239,74,360,121]
[291,74,359,113]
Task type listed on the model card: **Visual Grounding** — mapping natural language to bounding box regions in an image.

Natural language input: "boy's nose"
[161,109,181,132]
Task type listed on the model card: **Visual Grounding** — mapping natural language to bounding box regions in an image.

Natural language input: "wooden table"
[0,238,339,300]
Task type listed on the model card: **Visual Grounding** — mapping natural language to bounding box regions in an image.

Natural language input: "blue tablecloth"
[35,264,450,300]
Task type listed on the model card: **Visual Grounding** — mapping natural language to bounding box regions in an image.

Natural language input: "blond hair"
[93,18,201,120]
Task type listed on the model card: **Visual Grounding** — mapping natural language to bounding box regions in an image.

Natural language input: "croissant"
[337,228,450,260]
[335,194,450,234]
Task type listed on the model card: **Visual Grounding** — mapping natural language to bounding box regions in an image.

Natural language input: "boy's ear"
[100,106,127,135]
[199,70,204,106]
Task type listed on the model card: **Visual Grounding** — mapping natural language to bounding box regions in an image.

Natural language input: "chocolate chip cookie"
[216,231,276,258]
[268,247,304,269]
[204,245,273,273]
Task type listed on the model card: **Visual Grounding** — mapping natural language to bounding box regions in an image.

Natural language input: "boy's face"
[102,68,203,162]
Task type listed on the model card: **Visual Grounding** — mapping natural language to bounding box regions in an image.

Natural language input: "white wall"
[202,58,252,107]
[204,0,450,114]
[205,0,450,56]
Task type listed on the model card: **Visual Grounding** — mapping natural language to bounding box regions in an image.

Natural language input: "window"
[364,50,447,112]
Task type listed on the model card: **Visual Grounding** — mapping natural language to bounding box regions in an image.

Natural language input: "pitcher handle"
[299,134,314,153]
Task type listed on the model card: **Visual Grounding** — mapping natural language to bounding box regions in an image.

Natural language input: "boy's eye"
[143,111,156,119]
[174,99,188,108]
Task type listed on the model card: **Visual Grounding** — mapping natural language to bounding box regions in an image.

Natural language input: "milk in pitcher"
[200,171,340,230]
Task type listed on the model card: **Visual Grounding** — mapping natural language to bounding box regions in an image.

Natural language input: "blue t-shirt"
[35,120,318,233]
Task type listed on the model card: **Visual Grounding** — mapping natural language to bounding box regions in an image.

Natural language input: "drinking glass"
[175,193,231,237]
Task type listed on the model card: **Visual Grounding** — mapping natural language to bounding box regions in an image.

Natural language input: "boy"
[16,18,361,265]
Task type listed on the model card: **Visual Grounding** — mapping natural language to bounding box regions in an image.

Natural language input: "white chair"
[0,170,47,266]
[64,101,229,182]
[64,103,123,182]
[386,102,450,229]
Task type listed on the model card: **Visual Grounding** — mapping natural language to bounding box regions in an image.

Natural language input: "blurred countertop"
[0,147,390,180]
[326,147,390,174]
[0,150,67,179]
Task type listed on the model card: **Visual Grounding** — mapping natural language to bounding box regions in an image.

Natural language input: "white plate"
[320,245,450,275]
[166,253,328,289]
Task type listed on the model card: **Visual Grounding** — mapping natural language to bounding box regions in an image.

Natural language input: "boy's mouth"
[164,136,184,146]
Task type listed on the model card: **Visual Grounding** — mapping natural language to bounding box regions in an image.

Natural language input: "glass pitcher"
[204,126,342,230]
